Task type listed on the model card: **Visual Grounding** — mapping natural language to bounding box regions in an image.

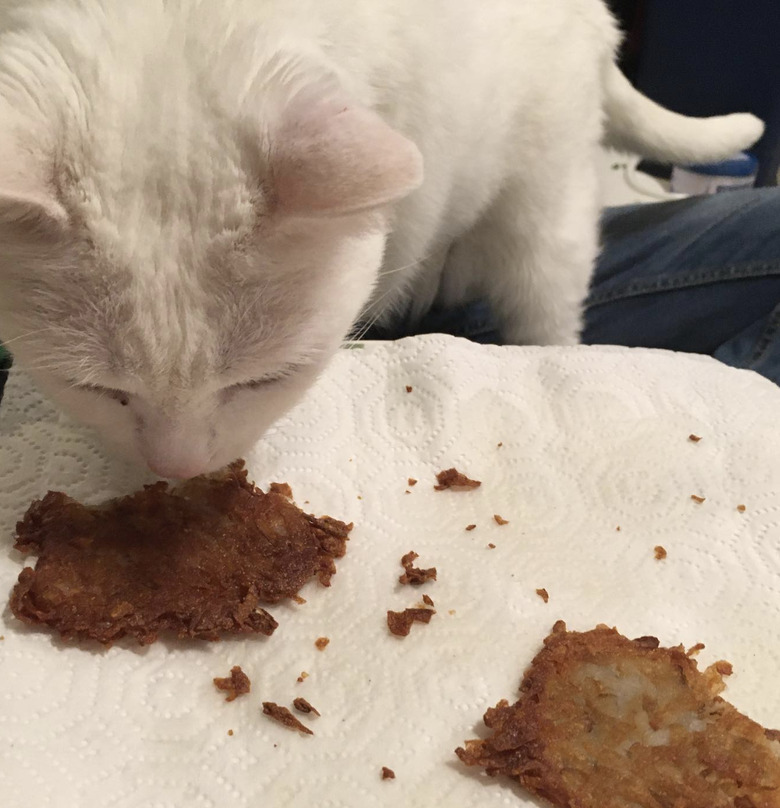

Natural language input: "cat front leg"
[438,163,601,346]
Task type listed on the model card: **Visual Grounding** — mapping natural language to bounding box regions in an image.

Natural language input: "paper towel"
[1,335,779,808]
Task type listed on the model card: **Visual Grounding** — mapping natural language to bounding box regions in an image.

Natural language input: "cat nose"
[147,459,207,480]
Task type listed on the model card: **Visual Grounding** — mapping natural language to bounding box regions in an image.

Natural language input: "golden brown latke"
[456,621,780,808]
[10,460,351,646]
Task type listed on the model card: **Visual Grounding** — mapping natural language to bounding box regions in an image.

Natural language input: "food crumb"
[654,545,667,560]
[0,635,4,641]
[688,434,702,443]
[691,494,706,504]
[213,665,251,702]
[487,543,496,549]
[404,490,411,494]
[357,495,362,500]
[408,478,417,487]
[405,386,413,393]
[387,607,435,637]
[493,514,509,525]
[315,637,330,651]
[293,697,320,716]
[422,594,434,607]
[496,442,503,448]
[269,482,293,499]
[687,642,706,656]
[737,504,746,512]
[292,595,307,605]
[434,468,481,490]
[399,551,437,585]
[297,671,309,683]
[262,702,313,735]
[448,609,456,615]
[615,526,621,532]
[536,588,549,603]
[227,729,234,736]
[381,767,396,780]
[465,524,476,531]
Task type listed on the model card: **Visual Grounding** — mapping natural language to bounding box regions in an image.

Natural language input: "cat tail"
[602,61,764,164]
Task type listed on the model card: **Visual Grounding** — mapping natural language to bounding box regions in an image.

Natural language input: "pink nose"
[147,459,207,480]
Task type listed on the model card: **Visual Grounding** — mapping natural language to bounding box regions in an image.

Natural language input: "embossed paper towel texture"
[1,335,779,808]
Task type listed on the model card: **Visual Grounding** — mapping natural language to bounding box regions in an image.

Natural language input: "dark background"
[606,0,780,185]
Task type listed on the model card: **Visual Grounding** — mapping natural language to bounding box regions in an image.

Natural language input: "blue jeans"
[365,188,780,386]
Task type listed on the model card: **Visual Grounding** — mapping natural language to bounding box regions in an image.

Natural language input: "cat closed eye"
[229,363,305,392]
[76,384,130,406]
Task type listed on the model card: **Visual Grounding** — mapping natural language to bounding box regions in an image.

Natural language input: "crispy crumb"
[297,671,309,683]
[691,494,706,504]
[654,545,667,561]
[269,482,293,499]
[408,478,417,487]
[615,526,621,532]
[292,595,307,605]
[689,434,702,443]
[315,637,330,651]
[493,514,509,525]
[487,543,496,549]
[737,504,746,512]
[536,588,549,603]
[0,636,4,641]
[687,643,706,656]
[381,767,396,780]
[213,665,251,702]
[404,490,411,494]
[465,524,477,531]
[422,594,434,607]
[399,551,437,585]
[434,468,481,490]
[262,702,313,735]
[497,442,503,448]
[357,495,362,500]
[387,608,435,637]
[293,697,321,716]
[227,729,234,736]
[448,609,456,615]
[405,385,413,393]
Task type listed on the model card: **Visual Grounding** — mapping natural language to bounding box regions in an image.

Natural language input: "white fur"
[0,0,763,477]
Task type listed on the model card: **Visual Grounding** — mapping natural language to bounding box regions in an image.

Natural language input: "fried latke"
[456,621,780,808]
[10,460,351,646]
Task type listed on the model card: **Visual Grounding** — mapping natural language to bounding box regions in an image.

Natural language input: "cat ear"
[0,188,68,236]
[271,96,423,217]
[0,136,68,237]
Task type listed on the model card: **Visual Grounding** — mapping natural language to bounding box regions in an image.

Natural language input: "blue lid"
[683,152,758,177]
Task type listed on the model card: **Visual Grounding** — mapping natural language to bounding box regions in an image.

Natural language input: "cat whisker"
[0,327,58,348]
[374,250,440,279]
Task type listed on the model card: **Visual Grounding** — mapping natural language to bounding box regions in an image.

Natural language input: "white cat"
[0,0,763,478]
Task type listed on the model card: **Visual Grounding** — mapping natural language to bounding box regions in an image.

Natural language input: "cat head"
[0,72,422,477]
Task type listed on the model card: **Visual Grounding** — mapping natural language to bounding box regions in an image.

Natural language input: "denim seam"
[586,260,780,308]
[748,304,780,367]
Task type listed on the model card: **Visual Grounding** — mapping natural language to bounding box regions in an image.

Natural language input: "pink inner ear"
[273,99,423,217]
